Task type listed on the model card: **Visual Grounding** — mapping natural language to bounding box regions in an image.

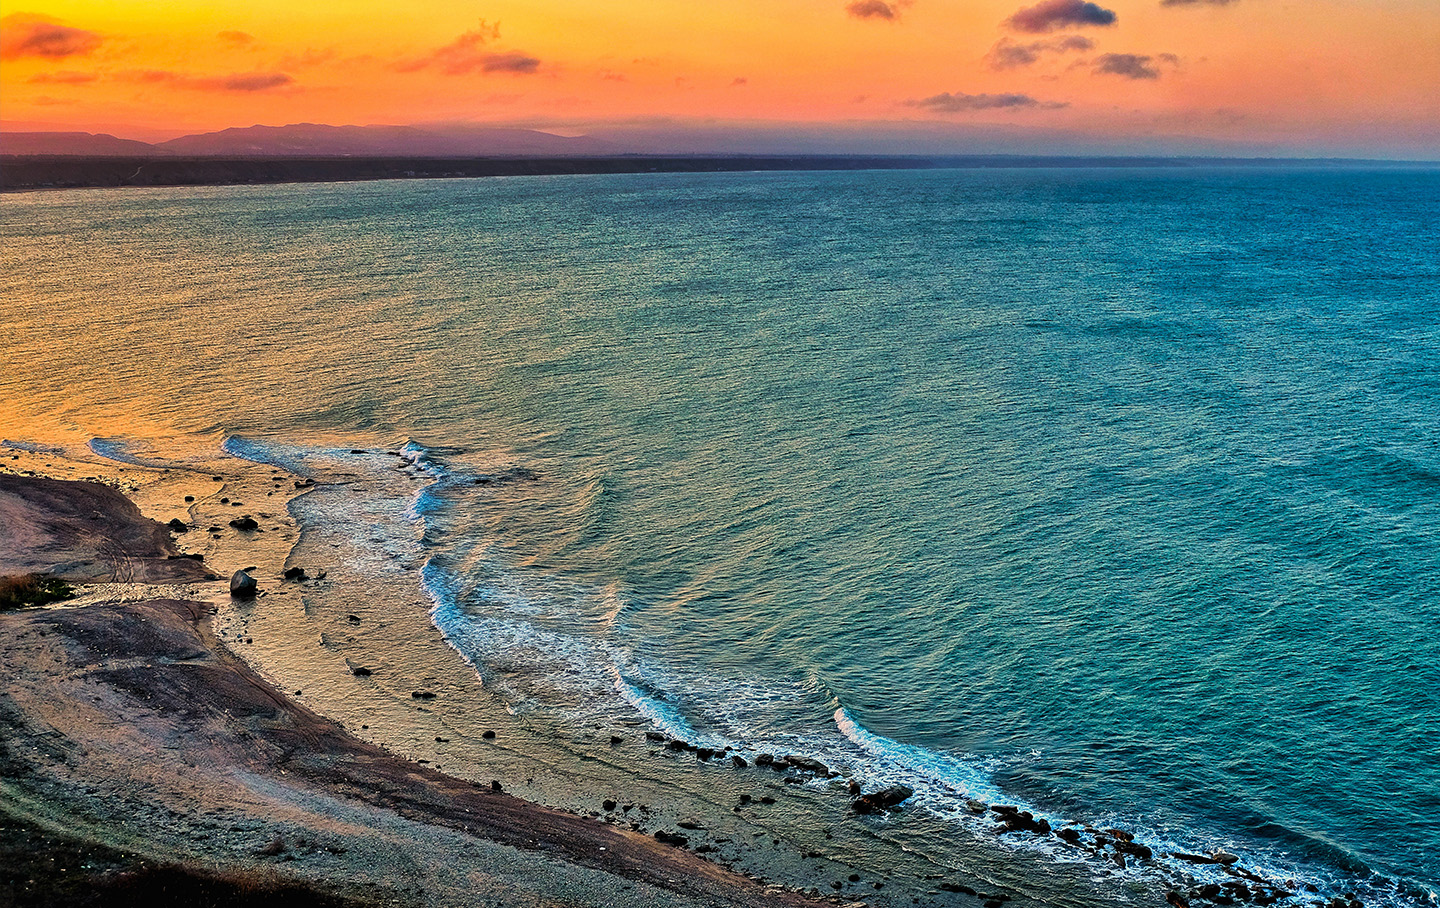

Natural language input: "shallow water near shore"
[3,166,1439,906]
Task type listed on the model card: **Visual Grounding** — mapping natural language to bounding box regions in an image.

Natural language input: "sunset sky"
[2,0,1437,157]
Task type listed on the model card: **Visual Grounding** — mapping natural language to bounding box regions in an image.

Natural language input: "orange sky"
[2,0,1438,155]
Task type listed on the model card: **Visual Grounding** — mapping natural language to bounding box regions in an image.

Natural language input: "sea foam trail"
[216,433,1433,908]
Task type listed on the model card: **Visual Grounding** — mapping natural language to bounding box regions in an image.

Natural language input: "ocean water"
[3,166,1439,905]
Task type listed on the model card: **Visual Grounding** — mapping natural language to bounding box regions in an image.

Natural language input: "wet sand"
[0,465,833,907]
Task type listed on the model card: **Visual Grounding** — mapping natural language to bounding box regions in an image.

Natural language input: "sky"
[1,0,1437,157]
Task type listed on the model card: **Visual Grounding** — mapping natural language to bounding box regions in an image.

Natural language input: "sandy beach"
[0,455,844,908]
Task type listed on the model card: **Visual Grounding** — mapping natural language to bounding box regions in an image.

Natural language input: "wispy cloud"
[0,13,102,60]
[127,70,296,92]
[1161,0,1239,5]
[396,22,541,76]
[27,70,98,84]
[217,30,255,46]
[908,91,1067,112]
[987,35,1093,69]
[480,51,540,74]
[1005,0,1117,33]
[846,0,902,21]
[1091,52,1178,79]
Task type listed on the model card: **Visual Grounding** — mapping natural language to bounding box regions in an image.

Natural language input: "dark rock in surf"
[229,570,258,597]
[731,754,748,768]
[991,805,1050,835]
[786,756,832,776]
[1056,827,1082,844]
[645,731,666,742]
[852,785,915,814]
[754,753,775,767]
[695,747,715,761]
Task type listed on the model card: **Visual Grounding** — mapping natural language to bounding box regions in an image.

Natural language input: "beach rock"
[282,566,307,581]
[738,794,752,805]
[229,570,258,597]
[184,495,195,502]
[696,747,715,761]
[351,666,372,677]
[991,805,1050,835]
[731,754,748,768]
[852,785,915,814]
[411,690,437,700]
[346,614,361,623]
[677,821,704,830]
[755,753,775,767]
[481,729,495,739]
[1173,851,1223,865]
[167,552,204,561]
[167,518,188,532]
[645,731,666,742]
[654,831,688,848]
[610,735,623,745]
[490,780,502,791]
[786,756,831,776]
[603,799,617,811]
[229,516,259,531]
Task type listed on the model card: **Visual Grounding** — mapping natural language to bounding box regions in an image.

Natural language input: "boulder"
[852,785,915,814]
[229,570,258,597]
[786,756,832,776]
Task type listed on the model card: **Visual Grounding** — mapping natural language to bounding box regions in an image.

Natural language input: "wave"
[214,431,1436,908]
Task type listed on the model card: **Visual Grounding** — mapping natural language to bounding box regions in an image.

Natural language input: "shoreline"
[2,153,1429,193]
[0,441,1369,908]
[0,454,837,907]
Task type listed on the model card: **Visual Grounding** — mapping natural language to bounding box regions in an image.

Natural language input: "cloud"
[1005,0,1116,33]
[396,22,538,76]
[1092,53,1159,79]
[217,30,255,45]
[1161,0,1239,5]
[128,70,295,91]
[0,13,102,60]
[27,70,98,83]
[908,91,1066,112]
[986,35,1093,69]
[846,0,901,20]
[480,51,540,74]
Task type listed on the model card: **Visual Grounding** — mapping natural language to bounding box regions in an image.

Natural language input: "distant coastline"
[2,153,1429,192]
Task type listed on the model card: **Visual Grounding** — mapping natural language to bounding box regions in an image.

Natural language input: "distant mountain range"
[0,123,617,157]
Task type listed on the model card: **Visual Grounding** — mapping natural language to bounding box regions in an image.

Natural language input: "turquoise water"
[3,166,1438,905]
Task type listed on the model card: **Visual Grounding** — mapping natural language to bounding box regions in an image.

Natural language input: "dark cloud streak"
[909,91,1066,112]
[1005,0,1116,33]
[0,13,102,60]
[987,35,1093,69]
[846,0,901,20]
[1093,53,1160,79]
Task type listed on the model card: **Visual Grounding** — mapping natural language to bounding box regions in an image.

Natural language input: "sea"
[2,165,1438,907]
